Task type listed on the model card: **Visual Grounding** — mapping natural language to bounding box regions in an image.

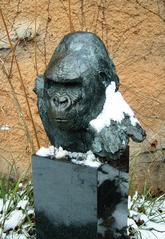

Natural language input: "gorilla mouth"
[55,118,68,122]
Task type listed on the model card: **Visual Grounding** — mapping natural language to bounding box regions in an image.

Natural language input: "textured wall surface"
[0,0,165,193]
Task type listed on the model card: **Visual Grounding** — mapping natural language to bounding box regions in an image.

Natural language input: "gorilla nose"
[52,95,71,110]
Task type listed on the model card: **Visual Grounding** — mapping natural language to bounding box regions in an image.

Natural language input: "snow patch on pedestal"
[36,145,55,157]
[90,81,139,133]
[71,150,102,168]
[98,164,128,197]
[36,146,102,168]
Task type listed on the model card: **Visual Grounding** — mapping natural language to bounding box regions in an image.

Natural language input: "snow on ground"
[90,81,139,133]
[0,182,164,239]
[128,192,165,239]
[4,210,25,232]
[0,183,35,239]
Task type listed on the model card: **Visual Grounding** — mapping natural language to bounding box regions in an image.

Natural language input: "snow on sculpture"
[34,31,146,160]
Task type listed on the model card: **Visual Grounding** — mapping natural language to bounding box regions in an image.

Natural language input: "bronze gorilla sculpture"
[34,32,146,159]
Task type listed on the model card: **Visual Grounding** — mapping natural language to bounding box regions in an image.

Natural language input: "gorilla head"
[44,32,119,130]
[35,32,145,158]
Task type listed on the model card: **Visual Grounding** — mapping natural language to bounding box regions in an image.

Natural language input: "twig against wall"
[0,8,40,150]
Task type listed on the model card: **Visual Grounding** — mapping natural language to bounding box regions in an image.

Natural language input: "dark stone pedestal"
[32,151,129,239]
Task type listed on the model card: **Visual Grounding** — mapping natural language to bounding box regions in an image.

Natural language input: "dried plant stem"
[0,8,40,149]
[43,0,51,66]
[92,0,102,32]
[68,0,74,32]
[136,0,165,22]
[0,57,35,152]
[34,0,38,75]
[80,0,86,30]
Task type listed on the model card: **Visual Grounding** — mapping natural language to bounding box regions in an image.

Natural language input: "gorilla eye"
[99,72,106,80]
[45,77,82,90]
[45,78,55,88]
[62,81,82,87]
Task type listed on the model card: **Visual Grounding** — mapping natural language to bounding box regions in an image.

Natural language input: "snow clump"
[90,81,139,133]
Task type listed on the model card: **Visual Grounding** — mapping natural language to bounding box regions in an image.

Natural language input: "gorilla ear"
[99,72,108,88]
[99,71,120,91]
[113,73,120,91]
[33,75,44,97]
[98,57,120,91]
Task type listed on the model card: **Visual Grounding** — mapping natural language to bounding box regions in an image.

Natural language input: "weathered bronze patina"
[34,32,145,158]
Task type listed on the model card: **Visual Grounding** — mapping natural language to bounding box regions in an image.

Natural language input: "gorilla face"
[43,70,105,130]
[44,77,84,129]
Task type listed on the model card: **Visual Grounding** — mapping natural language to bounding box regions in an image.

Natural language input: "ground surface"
[0,0,165,193]
[0,182,165,239]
